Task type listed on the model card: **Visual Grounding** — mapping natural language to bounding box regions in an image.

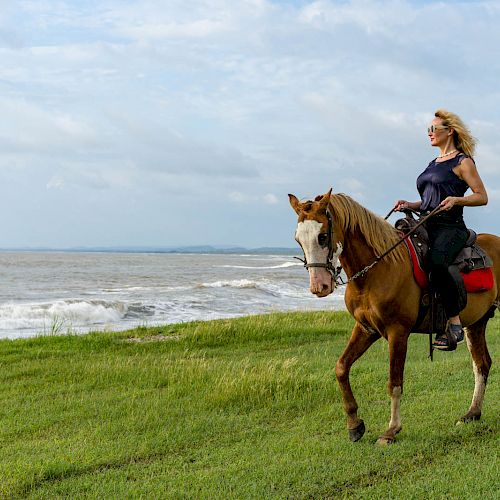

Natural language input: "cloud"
[46,176,65,190]
[120,19,233,40]
[299,0,416,33]
[229,191,279,205]
[0,97,101,154]
[0,0,499,246]
[263,193,278,205]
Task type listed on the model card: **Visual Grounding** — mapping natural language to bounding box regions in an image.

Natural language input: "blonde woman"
[395,109,488,351]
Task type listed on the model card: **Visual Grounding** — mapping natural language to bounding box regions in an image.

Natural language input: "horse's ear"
[319,188,332,209]
[288,194,301,215]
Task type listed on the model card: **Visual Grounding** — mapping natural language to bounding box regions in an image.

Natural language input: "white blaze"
[295,220,328,264]
[296,219,343,296]
[295,220,343,268]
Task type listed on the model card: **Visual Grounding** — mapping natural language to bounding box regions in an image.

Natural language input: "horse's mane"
[328,193,407,264]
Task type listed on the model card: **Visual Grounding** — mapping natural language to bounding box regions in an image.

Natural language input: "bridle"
[294,208,344,286]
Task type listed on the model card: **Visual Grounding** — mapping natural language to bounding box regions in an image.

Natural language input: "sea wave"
[0,300,128,332]
[101,286,149,293]
[217,262,302,269]
[0,252,346,339]
[198,279,316,299]
[199,279,259,289]
[101,285,192,294]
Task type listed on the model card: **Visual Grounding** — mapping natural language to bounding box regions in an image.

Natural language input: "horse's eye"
[318,233,328,246]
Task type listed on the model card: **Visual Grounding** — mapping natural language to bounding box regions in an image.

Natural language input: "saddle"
[395,211,494,338]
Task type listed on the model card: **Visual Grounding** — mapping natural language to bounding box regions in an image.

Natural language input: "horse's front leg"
[336,322,380,442]
[377,328,409,445]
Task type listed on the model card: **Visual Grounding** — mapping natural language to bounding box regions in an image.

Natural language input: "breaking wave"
[217,262,302,269]
[0,300,129,334]
[198,279,313,298]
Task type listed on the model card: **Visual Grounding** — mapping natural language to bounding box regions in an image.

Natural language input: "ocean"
[0,252,346,339]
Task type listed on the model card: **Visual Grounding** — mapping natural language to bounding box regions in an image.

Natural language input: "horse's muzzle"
[311,285,333,297]
[309,271,334,297]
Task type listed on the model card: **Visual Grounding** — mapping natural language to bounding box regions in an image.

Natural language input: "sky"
[0,0,499,248]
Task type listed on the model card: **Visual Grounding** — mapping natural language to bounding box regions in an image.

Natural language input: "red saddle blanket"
[405,237,494,293]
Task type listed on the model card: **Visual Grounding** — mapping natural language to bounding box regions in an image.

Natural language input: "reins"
[342,205,442,284]
[346,205,442,281]
[296,204,442,286]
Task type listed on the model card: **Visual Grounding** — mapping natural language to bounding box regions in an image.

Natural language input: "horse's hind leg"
[459,310,494,424]
[335,323,380,442]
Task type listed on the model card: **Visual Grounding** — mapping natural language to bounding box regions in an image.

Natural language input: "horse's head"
[288,189,343,297]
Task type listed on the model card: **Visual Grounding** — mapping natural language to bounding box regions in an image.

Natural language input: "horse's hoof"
[376,435,395,445]
[348,421,365,442]
[456,412,481,425]
[376,426,401,445]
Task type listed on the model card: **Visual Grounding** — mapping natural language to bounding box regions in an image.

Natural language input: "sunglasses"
[427,125,449,134]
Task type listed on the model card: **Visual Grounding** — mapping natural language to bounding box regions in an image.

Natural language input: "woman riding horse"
[289,190,498,444]
[289,111,497,444]
[395,109,488,351]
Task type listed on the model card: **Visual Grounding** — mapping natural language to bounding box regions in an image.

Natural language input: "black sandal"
[433,334,452,350]
[433,323,464,351]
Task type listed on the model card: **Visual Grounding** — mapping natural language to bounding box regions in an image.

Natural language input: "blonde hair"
[434,109,477,157]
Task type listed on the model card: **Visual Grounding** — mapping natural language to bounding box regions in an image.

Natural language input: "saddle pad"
[405,238,494,293]
[462,268,495,292]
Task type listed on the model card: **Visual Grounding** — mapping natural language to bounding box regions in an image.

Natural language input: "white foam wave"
[199,279,258,289]
[217,262,301,269]
[102,286,148,292]
[199,279,317,299]
[101,285,192,294]
[0,300,128,332]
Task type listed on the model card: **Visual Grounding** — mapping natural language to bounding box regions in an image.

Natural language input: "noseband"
[295,209,344,286]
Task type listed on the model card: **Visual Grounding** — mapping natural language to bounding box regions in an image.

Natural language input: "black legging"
[427,220,468,318]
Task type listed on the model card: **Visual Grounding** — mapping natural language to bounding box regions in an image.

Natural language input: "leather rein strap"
[296,204,442,286]
[344,205,442,283]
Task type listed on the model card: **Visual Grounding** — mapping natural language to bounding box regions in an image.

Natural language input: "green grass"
[0,311,498,499]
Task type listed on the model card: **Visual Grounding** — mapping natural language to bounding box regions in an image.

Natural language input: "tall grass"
[0,311,498,498]
[42,314,74,336]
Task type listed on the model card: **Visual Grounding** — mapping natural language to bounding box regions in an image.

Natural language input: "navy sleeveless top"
[417,153,470,221]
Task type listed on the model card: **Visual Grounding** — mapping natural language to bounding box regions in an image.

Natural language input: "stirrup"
[433,323,463,352]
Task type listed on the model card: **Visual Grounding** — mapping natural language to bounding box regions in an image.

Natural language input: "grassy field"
[0,311,498,499]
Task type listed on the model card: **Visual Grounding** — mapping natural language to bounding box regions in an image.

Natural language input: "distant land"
[0,245,301,255]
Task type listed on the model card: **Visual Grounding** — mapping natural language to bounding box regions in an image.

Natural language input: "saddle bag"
[452,231,493,272]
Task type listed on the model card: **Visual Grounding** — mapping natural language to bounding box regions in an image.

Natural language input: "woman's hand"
[394,200,409,211]
[394,200,420,211]
[440,196,458,211]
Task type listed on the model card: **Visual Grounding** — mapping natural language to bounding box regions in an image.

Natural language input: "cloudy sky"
[1,0,499,248]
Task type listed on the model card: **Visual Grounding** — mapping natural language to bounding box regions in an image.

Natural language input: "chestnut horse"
[289,190,499,444]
